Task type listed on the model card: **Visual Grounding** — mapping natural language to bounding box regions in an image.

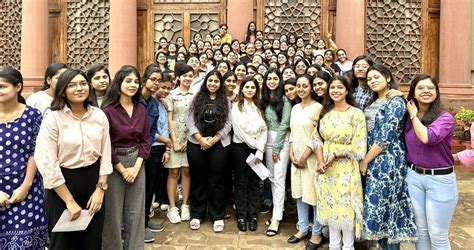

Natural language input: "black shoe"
[249,218,258,231]
[287,232,308,244]
[305,239,322,249]
[237,218,247,232]
[259,203,272,214]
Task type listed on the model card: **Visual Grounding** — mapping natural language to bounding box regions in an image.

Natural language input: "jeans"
[145,145,166,227]
[406,169,458,250]
[296,198,322,236]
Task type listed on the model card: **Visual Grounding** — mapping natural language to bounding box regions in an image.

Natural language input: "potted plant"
[454,107,474,148]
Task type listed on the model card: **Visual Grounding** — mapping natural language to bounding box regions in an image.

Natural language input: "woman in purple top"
[405,74,457,250]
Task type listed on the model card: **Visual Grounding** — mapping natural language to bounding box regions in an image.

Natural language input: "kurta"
[315,106,367,238]
[289,102,322,206]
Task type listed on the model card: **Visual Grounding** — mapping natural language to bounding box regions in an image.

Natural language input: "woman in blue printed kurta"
[360,65,417,248]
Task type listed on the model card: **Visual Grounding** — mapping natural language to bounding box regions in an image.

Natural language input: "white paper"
[52,209,94,232]
[246,153,271,180]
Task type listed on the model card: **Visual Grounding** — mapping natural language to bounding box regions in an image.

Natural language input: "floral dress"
[315,107,367,238]
[0,106,48,249]
[363,97,417,243]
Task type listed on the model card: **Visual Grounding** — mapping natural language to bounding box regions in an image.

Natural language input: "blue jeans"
[406,169,458,250]
[296,198,322,235]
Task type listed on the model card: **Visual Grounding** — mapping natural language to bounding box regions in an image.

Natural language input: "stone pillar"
[109,0,137,77]
[227,0,254,42]
[20,0,49,92]
[335,0,365,59]
[439,0,471,88]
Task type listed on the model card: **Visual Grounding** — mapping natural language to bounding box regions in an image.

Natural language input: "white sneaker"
[167,207,181,224]
[181,204,191,221]
[160,204,169,211]
[152,202,160,209]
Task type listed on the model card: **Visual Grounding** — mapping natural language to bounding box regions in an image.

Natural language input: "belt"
[410,164,453,175]
[115,145,139,156]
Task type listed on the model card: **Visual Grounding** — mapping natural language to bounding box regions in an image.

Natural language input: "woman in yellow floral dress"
[314,75,367,249]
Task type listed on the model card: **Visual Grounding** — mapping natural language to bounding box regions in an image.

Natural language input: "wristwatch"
[96,182,108,191]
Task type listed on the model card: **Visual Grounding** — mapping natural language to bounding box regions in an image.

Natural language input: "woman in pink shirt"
[454,123,474,167]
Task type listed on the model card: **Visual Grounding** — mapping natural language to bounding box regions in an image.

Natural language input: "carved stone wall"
[366,0,422,83]
[154,13,183,50]
[263,0,321,41]
[0,0,22,69]
[66,0,110,70]
[190,13,219,40]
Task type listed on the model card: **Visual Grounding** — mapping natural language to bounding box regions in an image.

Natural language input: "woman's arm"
[53,184,81,221]
[168,111,181,151]
[8,157,37,204]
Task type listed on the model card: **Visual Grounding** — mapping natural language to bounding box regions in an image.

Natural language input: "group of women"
[0,25,470,250]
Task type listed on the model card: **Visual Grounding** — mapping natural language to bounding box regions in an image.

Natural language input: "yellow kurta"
[289,102,322,206]
[315,107,367,238]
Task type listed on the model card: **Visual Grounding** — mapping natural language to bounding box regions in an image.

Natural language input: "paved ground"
[146,168,474,249]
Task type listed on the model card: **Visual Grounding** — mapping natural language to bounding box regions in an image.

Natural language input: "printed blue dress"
[0,106,48,249]
[362,97,417,243]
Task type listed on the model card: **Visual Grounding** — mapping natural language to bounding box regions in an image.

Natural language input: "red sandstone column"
[439,0,471,87]
[109,0,137,77]
[335,0,365,60]
[227,0,254,42]
[20,0,49,91]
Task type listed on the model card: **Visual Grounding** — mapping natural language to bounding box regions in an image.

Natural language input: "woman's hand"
[325,154,336,167]
[66,200,82,221]
[199,137,213,150]
[173,142,182,152]
[8,184,30,204]
[317,162,326,174]
[126,166,141,184]
[0,191,10,207]
[162,151,170,164]
[359,160,368,176]
[406,100,418,118]
[386,89,403,99]
[87,189,104,215]
[295,157,307,169]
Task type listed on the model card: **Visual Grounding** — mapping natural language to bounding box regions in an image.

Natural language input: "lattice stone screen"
[190,13,219,41]
[264,0,321,41]
[366,0,422,83]
[154,13,183,50]
[0,0,22,69]
[66,0,110,70]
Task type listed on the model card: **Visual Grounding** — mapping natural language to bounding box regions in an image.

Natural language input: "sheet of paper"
[52,209,94,232]
[246,153,270,180]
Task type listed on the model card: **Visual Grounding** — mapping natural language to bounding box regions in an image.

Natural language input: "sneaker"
[167,207,181,224]
[181,204,191,221]
[152,201,160,209]
[160,204,169,211]
[259,201,272,214]
[148,221,165,232]
[144,228,155,243]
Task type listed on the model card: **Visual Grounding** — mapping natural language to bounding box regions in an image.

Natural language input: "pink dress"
[457,123,474,167]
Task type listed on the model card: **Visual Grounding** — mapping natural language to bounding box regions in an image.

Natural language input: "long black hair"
[407,74,445,125]
[366,64,398,105]
[86,64,111,107]
[41,63,68,90]
[313,70,331,103]
[189,70,229,136]
[0,67,26,104]
[142,63,162,84]
[350,55,374,88]
[50,69,93,111]
[261,67,285,121]
[296,74,318,101]
[245,21,257,43]
[101,65,142,109]
[320,75,358,119]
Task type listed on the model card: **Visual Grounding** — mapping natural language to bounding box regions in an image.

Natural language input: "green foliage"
[454,107,474,141]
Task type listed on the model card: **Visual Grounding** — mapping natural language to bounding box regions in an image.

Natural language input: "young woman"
[252,54,264,68]
[220,43,232,58]
[352,55,375,110]
[87,64,111,107]
[282,66,296,82]
[306,64,322,77]
[234,62,248,93]
[186,70,232,232]
[283,78,300,105]
[0,67,48,249]
[231,77,267,232]
[360,65,417,248]
[227,51,238,70]
[261,68,292,237]
[313,70,331,104]
[196,40,205,54]
[323,49,341,76]
[231,39,241,55]
[158,37,169,53]
[287,46,297,65]
[287,74,323,249]
[176,36,185,47]
[212,34,222,50]
[36,69,112,249]
[100,65,149,249]
[188,43,198,57]
[26,62,68,115]
[165,64,194,224]
[335,49,353,76]
[192,33,202,43]
[217,60,231,77]
[314,54,325,67]
[254,39,264,55]
[213,49,224,66]
[187,56,204,93]
[315,76,367,249]
[294,59,309,76]
[223,71,238,102]
[277,53,289,72]
[405,74,457,249]
[155,51,170,72]
[245,21,257,44]
[454,122,474,167]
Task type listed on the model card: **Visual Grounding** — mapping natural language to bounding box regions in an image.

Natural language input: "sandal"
[266,219,280,237]
[213,219,225,233]
[189,218,201,230]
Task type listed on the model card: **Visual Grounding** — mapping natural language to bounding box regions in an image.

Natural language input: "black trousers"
[145,145,167,226]
[46,160,104,250]
[232,143,260,220]
[187,141,228,221]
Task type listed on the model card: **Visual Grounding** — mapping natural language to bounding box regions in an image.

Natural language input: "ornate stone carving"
[366,0,422,83]
[190,13,219,40]
[0,0,22,69]
[154,13,183,50]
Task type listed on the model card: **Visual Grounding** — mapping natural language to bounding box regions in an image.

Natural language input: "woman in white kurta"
[288,74,324,248]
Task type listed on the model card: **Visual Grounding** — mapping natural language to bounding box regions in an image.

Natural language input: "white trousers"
[265,131,290,221]
[329,226,355,250]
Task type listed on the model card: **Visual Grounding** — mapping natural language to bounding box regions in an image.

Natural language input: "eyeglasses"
[67,81,89,89]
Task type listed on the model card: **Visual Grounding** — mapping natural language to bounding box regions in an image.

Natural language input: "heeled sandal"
[266,219,280,237]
